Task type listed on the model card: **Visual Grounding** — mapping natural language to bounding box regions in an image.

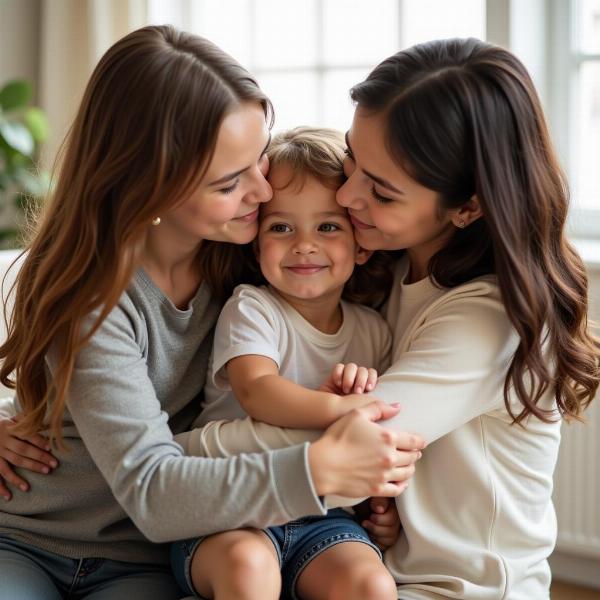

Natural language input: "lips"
[234,209,259,223]
[285,264,326,275]
[349,214,375,230]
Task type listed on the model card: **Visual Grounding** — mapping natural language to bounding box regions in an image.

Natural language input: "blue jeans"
[171,508,381,600]
[0,535,182,599]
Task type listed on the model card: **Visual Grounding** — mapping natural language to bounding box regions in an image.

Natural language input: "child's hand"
[0,417,58,500]
[319,363,378,395]
[361,496,402,550]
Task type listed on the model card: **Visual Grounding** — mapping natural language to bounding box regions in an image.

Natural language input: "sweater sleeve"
[51,304,325,544]
[373,292,520,443]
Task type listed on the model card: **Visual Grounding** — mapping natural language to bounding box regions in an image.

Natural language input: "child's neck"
[272,288,344,334]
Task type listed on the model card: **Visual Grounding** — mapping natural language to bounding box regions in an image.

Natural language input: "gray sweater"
[0,269,324,564]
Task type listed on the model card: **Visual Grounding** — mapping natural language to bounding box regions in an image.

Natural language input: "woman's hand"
[361,497,402,550]
[0,417,58,500]
[308,401,424,499]
[319,363,378,395]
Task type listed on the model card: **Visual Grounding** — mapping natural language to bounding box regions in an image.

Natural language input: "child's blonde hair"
[267,127,346,191]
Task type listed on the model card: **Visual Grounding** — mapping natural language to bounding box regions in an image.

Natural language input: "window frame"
[548,0,600,240]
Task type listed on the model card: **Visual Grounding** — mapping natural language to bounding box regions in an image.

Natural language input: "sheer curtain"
[38,0,147,167]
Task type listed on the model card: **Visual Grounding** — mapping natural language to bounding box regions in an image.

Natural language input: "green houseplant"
[0,79,50,249]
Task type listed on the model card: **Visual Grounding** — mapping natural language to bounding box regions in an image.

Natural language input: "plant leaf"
[0,122,35,156]
[24,108,49,142]
[0,80,32,111]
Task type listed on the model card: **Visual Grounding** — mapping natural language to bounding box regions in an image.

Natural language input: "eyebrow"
[208,133,271,186]
[345,131,404,195]
[262,211,349,219]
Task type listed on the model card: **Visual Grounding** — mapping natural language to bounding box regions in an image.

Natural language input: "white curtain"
[38,0,148,168]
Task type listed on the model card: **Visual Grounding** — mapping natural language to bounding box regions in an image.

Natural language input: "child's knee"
[331,564,396,600]
[356,568,397,600]
[224,536,279,580]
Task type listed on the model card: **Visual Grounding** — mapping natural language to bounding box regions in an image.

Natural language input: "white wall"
[0,0,40,95]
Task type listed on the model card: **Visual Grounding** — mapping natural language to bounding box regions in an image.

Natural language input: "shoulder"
[223,284,280,315]
[430,276,506,324]
[217,285,282,333]
[419,276,517,360]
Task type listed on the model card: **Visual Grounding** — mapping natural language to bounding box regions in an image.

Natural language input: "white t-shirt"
[195,283,392,427]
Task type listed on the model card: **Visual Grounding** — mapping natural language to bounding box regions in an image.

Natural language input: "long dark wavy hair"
[0,25,272,445]
[350,38,599,423]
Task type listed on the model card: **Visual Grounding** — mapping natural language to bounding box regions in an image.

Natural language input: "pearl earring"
[152,217,161,226]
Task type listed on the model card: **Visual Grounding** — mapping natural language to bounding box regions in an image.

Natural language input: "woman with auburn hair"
[0,25,422,598]
[335,38,600,598]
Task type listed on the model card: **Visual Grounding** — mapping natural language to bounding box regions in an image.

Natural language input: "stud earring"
[152,217,161,226]
[458,219,466,228]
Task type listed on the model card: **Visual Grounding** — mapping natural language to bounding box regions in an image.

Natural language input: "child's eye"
[270,223,291,233]
[370,184,393,204]
[318,223,341,233]
[219,179,239,195]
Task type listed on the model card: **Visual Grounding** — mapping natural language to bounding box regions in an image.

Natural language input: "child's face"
[257,164,365,303]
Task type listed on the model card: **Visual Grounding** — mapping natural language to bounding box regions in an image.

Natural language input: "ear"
[451,195,483,229]
[355,245,373,266]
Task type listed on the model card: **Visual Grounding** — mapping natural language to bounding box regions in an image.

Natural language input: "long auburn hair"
[0,25,272,445]
[350,38,599,423]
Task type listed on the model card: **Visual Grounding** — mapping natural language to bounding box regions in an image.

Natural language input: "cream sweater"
[377,259,560,599]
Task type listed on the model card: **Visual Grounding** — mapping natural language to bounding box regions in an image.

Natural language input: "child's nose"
[292,236,318,254]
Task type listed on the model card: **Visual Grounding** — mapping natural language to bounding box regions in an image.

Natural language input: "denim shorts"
[171,508,381,600]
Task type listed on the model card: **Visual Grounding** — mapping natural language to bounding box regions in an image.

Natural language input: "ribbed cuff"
[271,443,326,519]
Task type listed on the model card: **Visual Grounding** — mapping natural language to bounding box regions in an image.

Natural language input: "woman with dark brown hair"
[0,26,422,599]
[334,38,599,598]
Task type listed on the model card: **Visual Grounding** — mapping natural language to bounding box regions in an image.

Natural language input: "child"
[171,127,399,600]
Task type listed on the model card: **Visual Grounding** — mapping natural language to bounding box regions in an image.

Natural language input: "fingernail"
[3,495,10,501]
[391,403,401,408]
[20,484,28,492]
[356,387,362,394]
[42,467,49,474]
[50,460,57,468]
[45,446,51,451]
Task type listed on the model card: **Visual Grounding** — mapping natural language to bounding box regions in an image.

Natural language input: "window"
[551,0,600,238]
[148,0,485,133]
[147,0,598,240]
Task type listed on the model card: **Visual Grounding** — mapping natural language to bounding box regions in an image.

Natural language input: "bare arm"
[227,354,374,429]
